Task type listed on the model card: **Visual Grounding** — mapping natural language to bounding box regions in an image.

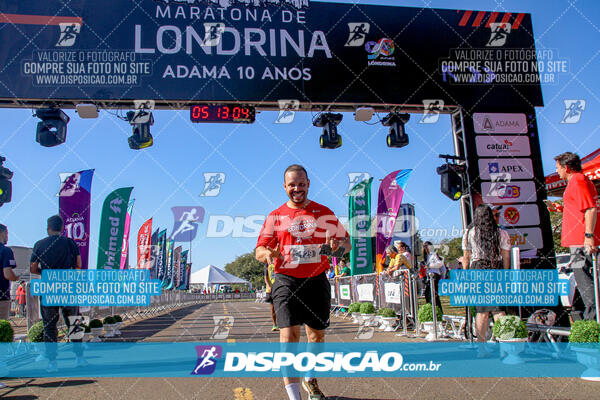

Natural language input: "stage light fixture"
[34,108,70,147]
[382,112,410,148]
[0,156,13,207]
[313,113,343,149]
[126,110,154,150]
[436,162,466,201]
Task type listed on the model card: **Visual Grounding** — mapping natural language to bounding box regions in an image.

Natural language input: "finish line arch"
[0,0,554,267]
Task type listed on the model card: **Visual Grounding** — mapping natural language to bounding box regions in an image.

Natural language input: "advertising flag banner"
[148,228,159,278]
[178,250,189,290]
[120,199,135,269]
[156,230,167,281]
[163,239,174,288]
[184,264,192,291]
[348,177,373,276]
[137,218,153,269]
[59,169,94,269]
[376,170,412,273]
[96,187,133,270]
[171,246,182,289]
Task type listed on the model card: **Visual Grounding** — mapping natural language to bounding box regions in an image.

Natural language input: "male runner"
[255,165,350,400]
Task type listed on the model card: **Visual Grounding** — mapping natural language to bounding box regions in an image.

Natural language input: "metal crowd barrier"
[329,269,420,332]
[23,283,256,335]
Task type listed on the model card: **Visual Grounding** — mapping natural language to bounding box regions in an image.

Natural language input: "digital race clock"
[189,104,255,123]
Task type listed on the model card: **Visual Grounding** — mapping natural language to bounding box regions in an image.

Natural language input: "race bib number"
[285,244,320,266]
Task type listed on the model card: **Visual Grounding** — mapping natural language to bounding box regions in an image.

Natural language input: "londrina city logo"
[191,345,222,375]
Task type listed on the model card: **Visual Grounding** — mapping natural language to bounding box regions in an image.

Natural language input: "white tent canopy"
[189,265,250,286]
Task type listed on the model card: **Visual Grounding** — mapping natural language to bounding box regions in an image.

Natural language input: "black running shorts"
[271,272,331,330]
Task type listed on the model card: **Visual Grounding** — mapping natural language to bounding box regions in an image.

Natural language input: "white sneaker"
[76,357,89,367]
[46,360,58,373]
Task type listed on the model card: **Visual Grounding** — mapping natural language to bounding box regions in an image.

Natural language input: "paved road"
[1,301,597,400]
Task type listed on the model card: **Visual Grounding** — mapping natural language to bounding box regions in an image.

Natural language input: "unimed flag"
[137,218,153,269]
[97,187,133,270]
[376,170,412,273]
[348,177,373,276]
[59,169,94,269]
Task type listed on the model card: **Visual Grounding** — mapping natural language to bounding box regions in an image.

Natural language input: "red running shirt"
[561,172,600,247]
[256,201,349,278]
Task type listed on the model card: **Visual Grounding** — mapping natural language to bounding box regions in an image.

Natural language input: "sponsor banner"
[479,158,534,180]
[59,169,94,269]
[156,230,167,281]
[96,187,133,270]
[475,136,531,157]
[137,218,153,269]
[376,170,412,273]
[0,2,542,108]
[356,283,374,302]
[0,342,593,378]
[352,274,377,305]
[177,250,188,290]
[498,204,540,227]
[505,227,544,250]
[348,177,373,276]
[481,181,537,204]
[120,199,135,269]
[473,113,527,134]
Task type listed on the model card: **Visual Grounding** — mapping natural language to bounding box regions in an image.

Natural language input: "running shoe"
[271,325,279,331]
[302,378,325,399]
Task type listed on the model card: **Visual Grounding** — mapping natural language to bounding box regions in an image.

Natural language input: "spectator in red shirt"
[555,152,600,320]
[255,164,350,400]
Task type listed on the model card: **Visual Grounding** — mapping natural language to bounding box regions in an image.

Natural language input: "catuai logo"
[191,345,222,375]
[504,207,520,224]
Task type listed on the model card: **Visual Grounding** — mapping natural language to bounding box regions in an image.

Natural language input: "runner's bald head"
[284,164,308,181]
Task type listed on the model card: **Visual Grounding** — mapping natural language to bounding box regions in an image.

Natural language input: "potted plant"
[112,315,123,336]
[359,302,376,326]
[348,303,361,324]
[0,319,13,375]
[103,316,116,338]
[569,320,600,381]
[28,321,44,342]
[418,304,443,341]
[377,308,397,331]
[89,319,103,342]
[82,324,91,342]
[493,315,528,364]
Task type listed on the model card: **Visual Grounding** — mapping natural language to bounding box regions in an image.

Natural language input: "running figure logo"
[345,23,370,46]
[486,22,511,47]
[345,172,371,196]
[420,100,444,124]
[56,23,81,47]
[191,345,222,375]
[203,23,225,46]
[211,316,234,339]
[170,206,205,242]
[199,172,226,197]
[275,99,299,124]
[561,99,586,124]
[67,316,89,340]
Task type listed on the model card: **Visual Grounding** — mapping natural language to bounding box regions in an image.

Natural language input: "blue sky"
[0,0,598,272]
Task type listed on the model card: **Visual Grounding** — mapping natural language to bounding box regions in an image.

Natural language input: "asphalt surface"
[1,300,598,400]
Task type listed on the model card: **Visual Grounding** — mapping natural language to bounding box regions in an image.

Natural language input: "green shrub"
[84,324,91,333]
[28,321,44,342]
[0,320,14,342]
[417,304,443,322]
[359,302,375,314]
[103,316,115,325]
[377,308,396,318]
[348,303,361,313]
[492,315,527,340]
[113,315,123,323]
[569,320,600,344]
[89,319,103,329]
